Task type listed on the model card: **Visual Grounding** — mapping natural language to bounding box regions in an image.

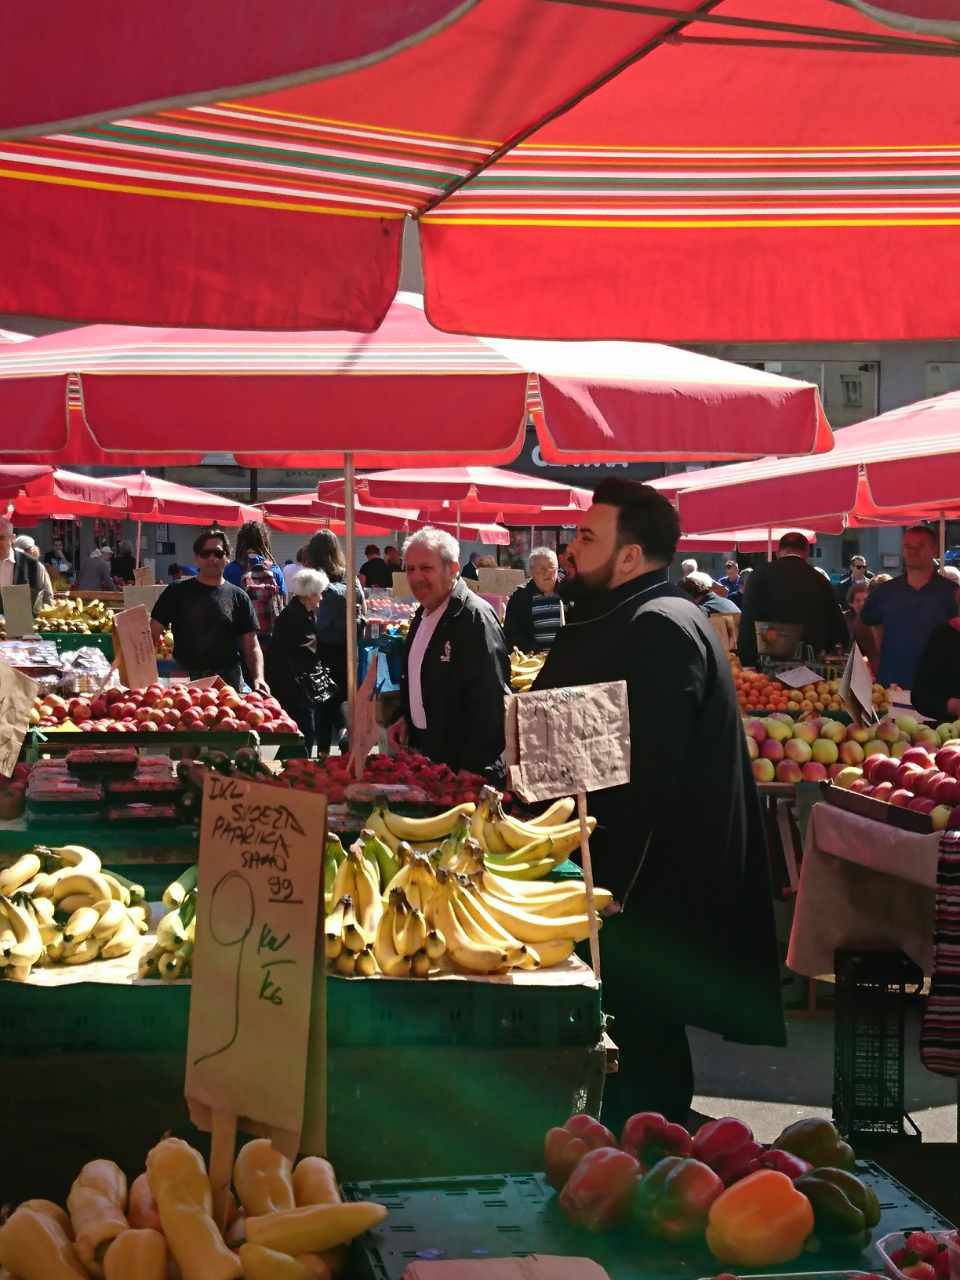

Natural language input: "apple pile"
[836,733,960,830]
[744,714,868,785]
[30,684,300,735]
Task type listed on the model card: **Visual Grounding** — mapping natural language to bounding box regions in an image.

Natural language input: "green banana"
[359,828,401,888]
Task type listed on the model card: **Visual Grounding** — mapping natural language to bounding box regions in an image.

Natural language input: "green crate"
[345,1161,953,1280]
[40,631,115,659]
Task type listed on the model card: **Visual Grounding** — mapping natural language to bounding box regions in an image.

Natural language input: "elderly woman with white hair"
[387,527,509,781]
[264,567,332,755]
[503,546,564,653]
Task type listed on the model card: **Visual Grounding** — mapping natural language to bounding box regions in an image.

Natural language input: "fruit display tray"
[821,779,934,834]
[39,631,115,659]
[345,1162,953,1280]
[24,727,306,755]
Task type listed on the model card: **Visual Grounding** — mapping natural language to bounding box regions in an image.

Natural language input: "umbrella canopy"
[318,465,589,507]
[0,466,129,519]
[0,330,30,344]
[677,528,818,553]
[2,2,476,139]
[260,493,509,544]
[650,390,960,534]
[0,296,832,465]
[1,1,957,336]
[112,472,263,526]
[842,1,960,36]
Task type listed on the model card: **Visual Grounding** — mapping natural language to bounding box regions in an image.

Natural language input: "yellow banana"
[347,848,382,942]
[482,818,512,857]
[410,950,431,978]
[45,931,66,962]
[92,899,127,939]
[101,916,140,959]
[365,809,403,856]
[373,898,412,977]
[394,899,427,959]
[484,833,555,867]
[383,853,437,914]
[330,854,358,909]
[0,853,41,896]
[424,928,446,961]
[63,906,100,944]
[64,936,101,964]
[46,844,102,872]
[324,898,346,959]
[484,855,558,881]
[481,870,613,916]
[524,937,577,967]
[528,798,576,827]
[429,876,509,975]
[335,949,357,976]
[0,896,44,966]
[494,813,589,852]
[454,884,532,968]
[478,894,596,945]
[29,896,55,925]
[101,873,131,906]
[355,947,379,977]
[377,802,476,844]
[52,871,113,906]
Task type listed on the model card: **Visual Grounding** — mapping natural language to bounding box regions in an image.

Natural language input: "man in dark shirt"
[834,554,873,606]
[150,528,269,692]
[739,531,847,666]
[461,552,480,581]
[358,544,392,590]
[862,526,958,688]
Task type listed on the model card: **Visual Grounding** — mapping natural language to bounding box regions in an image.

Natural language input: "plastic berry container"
[875,1230,960,1280]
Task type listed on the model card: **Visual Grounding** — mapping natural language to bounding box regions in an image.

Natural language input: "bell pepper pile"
[545,1109,882,1266]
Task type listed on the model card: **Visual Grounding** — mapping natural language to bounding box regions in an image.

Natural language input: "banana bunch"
[324,841,383,975]
[510,648,545,692]
[139,891,196,981]
[371,886,440,978]
[0,844,148,979]
[459,787,594,880]
[364,800,477,857]
[36,595,115,633]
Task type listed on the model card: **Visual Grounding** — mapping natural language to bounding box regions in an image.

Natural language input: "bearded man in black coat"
[533,478,784,1127]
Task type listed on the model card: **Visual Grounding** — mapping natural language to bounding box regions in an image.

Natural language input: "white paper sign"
[0,660,38,777]
[504,680,630,802]
[776,666,822,690]
[840,642,879,726]
[113,604,159,689]
[123,584,166,612]
[186,774,327,1151]
[1,585,35,639]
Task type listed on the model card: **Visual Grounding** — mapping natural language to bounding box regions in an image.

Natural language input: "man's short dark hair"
[193,528,231,557]
[592,478,680,565]
[905,524,937,545]
[778,531,809,554]
[364,544,380,556]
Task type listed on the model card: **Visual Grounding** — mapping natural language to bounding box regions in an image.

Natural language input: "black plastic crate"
[833,949,924,1141]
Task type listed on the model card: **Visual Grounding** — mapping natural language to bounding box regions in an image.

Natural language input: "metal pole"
[767,528,774,563]
[940,512,947,564]
[456,502,461,541]
[344,454,357,729]
[134,520,142,568]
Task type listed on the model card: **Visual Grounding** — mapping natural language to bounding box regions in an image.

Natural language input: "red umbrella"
[3,2,475,139]
[260,493,510,544]
[1,1,957,336]
[0,297,832,465]
[677,528,818,554]
[0,466,128,518]
[113,472,263,526]
[318,465,590,507]
[842,1,960,36]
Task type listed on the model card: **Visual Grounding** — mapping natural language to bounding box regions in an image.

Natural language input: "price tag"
[1,584,35,638]
[113,604,159,689]
[505,680,630,802]
[840,642,879,727]
[0,660,38,777]
[186,774,327,1154]
[123,584,166,612]
[775,666,822,690]
[133,564,156,586]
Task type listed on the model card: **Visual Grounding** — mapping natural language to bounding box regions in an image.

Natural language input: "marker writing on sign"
[257,922,293,1006]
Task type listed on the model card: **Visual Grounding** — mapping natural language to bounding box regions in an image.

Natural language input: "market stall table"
[788,802,939,979]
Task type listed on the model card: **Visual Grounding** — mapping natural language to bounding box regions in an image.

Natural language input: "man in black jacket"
[387,527,509,779]
[534,478,784,1127]
[739,531,847,666]
[0,518,43,598]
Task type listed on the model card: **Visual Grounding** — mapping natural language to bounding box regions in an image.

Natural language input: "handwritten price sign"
[113,604,158,690]
[186,774,327,1154]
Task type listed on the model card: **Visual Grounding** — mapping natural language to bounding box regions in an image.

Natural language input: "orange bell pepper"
[706,1169,814,1267]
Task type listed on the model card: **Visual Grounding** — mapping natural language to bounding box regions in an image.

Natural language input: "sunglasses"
[198,547,227,559]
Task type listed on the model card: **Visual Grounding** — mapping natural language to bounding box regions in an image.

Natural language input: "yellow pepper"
[706,1168,815,1267]
[19,1199,72,1238]
[239,1242,314,1278]
[66,1159,129,1276]
[234,1139,296,1217]
[0,1206,88,1280]
[127,1173,163,1231]
[246,1202,388,1255]
[103,1228,168,1280]
[292,1158,340,1207]
[146,1137,242,1280]
[297,1256,335,1279]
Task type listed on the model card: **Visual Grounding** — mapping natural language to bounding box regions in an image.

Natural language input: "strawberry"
[901,1263,937,1280]
[907,1234,941,1261]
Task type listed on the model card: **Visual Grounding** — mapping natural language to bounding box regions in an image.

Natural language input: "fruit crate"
[23,727,306,756]
[39,631,114,659]
[344,1161,953,1280]
[834,949,925,1141]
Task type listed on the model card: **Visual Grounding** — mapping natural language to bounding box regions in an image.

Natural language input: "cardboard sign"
[186,773,327,1153]
[776,665,822,690]
[133,564,155,586]
[404,1259,611,1280]
[477,567,525,596]
[123,584,166,612]
[1,584,35,638]
[0,660,38,777]
[349,654,380,776]
[840,642,879,727]
[390,571,415,600]
[113,604,159,689]
[504,680,630,803]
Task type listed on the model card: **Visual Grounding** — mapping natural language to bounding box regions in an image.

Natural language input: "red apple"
[172,694,192,714]
[828,763,847,779]
[744,718,768,743]
[88,697,109,720]
[141,687,163,707]
[895,762,925,790]
[914,767,944,798]
[104,687,126,706]
[776,759,803,784]
[68,699,91,723]
[801,762,828,782]
[181,710,203,729]
[140,720,158,732]
[870,756,901,786]
[199,692,218,709]
[202,706,220,724]
[848,778,874,795]
[935,776,960,806]
[245,709,266,729]
[900,747,934,770]
[908,796,937,814]
[889,788,914,807]
[761,739,784,762]
[872,781,895,802]
[936,747,960,773]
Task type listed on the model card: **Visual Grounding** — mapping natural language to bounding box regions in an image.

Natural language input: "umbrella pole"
[344,454,357,755]
[767,528,773,563]
[940,512,946,564]
[456,502,461,541]
[135,520,142,568]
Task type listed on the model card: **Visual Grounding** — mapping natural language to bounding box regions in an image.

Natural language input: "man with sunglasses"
[151,529,269,693]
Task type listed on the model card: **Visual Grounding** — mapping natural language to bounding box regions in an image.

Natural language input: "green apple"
[811,738,840,765]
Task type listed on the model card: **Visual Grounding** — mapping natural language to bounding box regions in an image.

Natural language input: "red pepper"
[559,1147,640,1232]
[620,1113,692,1172]
[544,1114,616,1192]
[632,1156,724,1242]
[754,1148,812,1181]
[691,1117,763,1186]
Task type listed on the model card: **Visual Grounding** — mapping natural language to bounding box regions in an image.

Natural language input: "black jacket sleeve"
[459,606,510,777]
[818,573,849,651]
[738,568,769,666]
[913,624,960,723]
[503,584,534,652]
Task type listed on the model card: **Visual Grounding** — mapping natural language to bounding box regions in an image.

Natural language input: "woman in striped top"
[504,546,565,653]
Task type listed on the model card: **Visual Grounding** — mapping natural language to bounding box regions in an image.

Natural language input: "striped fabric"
[424,144,960,231]
[920,829,960,1077]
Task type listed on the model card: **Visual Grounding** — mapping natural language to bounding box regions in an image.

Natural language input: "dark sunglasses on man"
[198,546,227,559]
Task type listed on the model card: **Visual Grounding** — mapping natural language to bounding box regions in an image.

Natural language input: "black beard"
[563,553,618,606]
